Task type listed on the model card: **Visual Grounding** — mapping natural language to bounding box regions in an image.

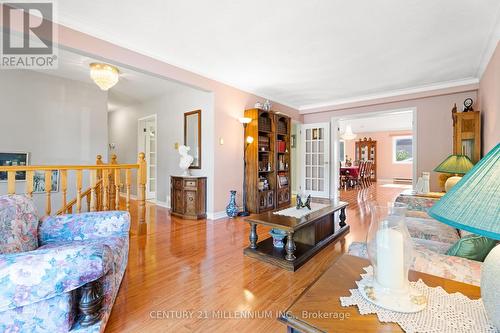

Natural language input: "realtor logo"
[1,1,57,68]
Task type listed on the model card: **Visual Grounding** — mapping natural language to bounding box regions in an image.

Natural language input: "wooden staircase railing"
[55,179,103,215]
[0,153,147,234]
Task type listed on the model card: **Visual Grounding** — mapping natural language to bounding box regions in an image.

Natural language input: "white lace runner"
[273,203,327,218]
[340,267,497,333]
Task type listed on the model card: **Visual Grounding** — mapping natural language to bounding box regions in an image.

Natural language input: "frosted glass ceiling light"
[90,63,120,91]
[341,125,357,140]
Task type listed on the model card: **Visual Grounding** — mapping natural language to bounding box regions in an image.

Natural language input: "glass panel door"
[138,116,157,200]
[302,123,330,198]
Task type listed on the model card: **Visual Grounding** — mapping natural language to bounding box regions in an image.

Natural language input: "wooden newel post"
[137,152,147,235]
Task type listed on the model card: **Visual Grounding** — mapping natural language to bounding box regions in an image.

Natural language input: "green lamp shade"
[433,154,475,174]
[429,144,500,240]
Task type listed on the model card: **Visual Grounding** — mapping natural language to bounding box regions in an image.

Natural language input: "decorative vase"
[269,229,287,248]
[226,190,239,218]
[363,202,426,313]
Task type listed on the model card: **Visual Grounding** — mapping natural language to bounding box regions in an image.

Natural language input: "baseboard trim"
[207,211,227,220]
[155,200,170,209]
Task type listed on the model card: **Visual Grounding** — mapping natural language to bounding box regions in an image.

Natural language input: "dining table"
[340,166,359,178]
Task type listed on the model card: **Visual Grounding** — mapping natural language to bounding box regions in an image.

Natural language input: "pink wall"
[344,131,413,181]
[479,41,500,154]
[304,90,478,191]
[1,14,302,214]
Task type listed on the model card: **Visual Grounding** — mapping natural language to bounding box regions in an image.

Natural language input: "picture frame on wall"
[33,170,59,193]
[0,152,29,181]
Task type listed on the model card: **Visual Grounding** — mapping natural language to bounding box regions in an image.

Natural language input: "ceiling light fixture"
[341,125,357,140]
[89,63,120,91]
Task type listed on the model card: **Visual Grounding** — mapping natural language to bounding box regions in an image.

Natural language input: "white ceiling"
[55,1,500,111]
[35,48,191,111]
[338,111,412,133]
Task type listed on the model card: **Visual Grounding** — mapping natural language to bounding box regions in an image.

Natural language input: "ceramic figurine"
[254,101,263,109]
[303,195,312,210]
[296,194,312,210]
[296,194,303,210]
[226,190,239,218]
[178,145,194,176]
[263,99,272,111]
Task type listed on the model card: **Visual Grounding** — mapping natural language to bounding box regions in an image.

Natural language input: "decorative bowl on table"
[269,228,287,248]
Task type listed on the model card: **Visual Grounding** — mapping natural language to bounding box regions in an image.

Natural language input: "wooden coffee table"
[279,254,480,332]
[244,201,349,271]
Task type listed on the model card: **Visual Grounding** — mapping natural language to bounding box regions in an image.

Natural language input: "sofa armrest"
[348,241,482,286]
[39,211,130,245]
[0,242,112,311]
[395,195,440,214]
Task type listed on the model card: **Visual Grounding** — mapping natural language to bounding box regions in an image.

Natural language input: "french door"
[138,115,157,200]
[301,123,330,198]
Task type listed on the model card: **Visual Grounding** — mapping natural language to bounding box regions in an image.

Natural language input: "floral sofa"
[0,194,130,332]
[348,194,482,286]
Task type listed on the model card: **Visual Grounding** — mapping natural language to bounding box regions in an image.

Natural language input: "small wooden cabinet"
[452,110,481,163]
[170,176,207,219]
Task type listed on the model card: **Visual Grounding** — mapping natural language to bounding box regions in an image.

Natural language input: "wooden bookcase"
[244,109,291,213]
[355,137,377,181]
[452,110,481,163]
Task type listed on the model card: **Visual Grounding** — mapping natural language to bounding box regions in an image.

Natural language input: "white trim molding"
[476,8,500,78]
[155,200,170,209]
[299,78,479,114]
[207,211,227,220]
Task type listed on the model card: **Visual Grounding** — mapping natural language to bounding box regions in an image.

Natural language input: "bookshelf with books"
[275,114,291,208]
[244,108,291,213]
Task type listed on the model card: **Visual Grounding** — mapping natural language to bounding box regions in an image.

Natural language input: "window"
[393,136,413,164]
[339,140,345,162]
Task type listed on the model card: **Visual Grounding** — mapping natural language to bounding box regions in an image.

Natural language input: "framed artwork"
[33,170,59,193]
[0,152,29,181]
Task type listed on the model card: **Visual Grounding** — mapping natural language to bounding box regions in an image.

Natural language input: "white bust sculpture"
[178,145,194,176]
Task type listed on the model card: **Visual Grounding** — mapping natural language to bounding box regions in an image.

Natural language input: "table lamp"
[433,154,474,192]
[429,143,500,329]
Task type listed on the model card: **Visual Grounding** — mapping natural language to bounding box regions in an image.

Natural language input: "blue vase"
[226,190,239,218]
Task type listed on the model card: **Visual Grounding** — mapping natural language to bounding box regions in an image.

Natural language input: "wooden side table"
[279,254,480,333]
[170,176,207,219]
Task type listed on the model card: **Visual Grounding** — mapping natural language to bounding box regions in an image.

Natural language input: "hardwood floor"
[105,183,407,333]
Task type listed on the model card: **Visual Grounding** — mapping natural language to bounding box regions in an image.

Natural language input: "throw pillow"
[446,234,497,262]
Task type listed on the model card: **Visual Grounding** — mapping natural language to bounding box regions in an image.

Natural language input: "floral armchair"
[0,195,130,332]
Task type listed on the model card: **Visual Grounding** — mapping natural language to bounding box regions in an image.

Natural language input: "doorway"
[331,108,417,201]
[138,115,157,200]
[300,122,330,198]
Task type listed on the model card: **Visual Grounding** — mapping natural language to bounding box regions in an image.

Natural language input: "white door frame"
[137,114,157,200]
[291,119,301,195]
[330,108,418,201]
[300,122,331,198]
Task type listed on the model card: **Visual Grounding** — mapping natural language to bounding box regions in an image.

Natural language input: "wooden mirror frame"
[184,109,202,169]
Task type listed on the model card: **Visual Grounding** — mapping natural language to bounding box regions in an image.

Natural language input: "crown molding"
[299,78,479,114]
[476,8,500,78]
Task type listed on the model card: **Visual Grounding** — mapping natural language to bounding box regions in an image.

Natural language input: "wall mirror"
[184,110,201,169]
